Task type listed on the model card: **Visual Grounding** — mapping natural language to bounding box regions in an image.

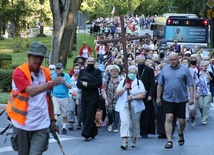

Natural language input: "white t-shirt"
[98,45,106,55]
[82,48,89,58]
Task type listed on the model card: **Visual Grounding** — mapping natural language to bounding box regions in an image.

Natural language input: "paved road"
[1,103,214,155]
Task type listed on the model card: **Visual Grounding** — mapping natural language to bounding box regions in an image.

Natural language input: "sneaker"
[113,129,118,133]
[101,121,106,127]
[202,121,207,125]
[131,138,136,148]
[121,142,128,150]
[85,137,92,141]
[68,124,74,131]
[62,128,67,134]
[77,123,82,130]
[191,116,195,127]
[158,134,167,139]
[192,121,195,127]
[108,125,112,132]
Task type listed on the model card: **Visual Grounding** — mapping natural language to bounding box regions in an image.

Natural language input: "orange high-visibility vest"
[6,62,51,125]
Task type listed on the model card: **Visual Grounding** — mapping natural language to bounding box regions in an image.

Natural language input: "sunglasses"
[56,68,62,70]
[185,54,191,57]
[49,68,55,70]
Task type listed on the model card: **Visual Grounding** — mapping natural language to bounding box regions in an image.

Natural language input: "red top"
[78,45,92,56]
[13,68,30,92]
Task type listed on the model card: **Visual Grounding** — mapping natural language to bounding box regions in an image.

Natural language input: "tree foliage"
[0,0,32,36]
[0,0,209,68]
[81,0,208,20]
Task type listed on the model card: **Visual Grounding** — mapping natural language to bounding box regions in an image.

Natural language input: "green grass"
[0,33,94,104]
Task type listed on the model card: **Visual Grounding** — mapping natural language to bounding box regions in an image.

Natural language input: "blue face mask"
[128,73,136,81]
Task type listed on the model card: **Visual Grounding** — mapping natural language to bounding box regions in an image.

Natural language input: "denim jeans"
[107,109,119,130]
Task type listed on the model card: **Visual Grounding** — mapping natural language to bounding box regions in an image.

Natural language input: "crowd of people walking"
[6,15,214,154]
[48,27,214,150]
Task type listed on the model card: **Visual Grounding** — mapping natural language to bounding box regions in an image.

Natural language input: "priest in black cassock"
[136,55,156,138]
[77,57,102,141]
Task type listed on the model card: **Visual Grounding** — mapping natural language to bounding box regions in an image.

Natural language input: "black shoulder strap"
[123,79,126,87]
[106,75,111,90]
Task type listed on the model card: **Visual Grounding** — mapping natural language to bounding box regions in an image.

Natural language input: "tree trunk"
[49,0,70,65]
[59,11,76,68]
[49,0,82,67]
[38,4,45,37]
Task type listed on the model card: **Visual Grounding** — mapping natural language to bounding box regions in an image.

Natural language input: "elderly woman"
[115,65,146,149]
[105,65,124,133]
[196,60,214,125]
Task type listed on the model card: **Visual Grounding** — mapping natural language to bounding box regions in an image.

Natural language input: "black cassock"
[138,65,156,136]
[77,68,102,139]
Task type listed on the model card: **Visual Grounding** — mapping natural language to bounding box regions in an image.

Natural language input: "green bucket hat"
[27,42,49,58]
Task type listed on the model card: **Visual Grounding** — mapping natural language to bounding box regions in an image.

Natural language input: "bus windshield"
[151,13,209,47]
[165,18,209,44]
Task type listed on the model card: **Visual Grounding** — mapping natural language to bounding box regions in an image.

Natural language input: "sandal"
[165,141,173,149]
[178,131,185,145]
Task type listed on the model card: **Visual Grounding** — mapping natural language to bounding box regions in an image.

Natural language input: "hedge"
[0,69,13,92]
[0,54,12,69]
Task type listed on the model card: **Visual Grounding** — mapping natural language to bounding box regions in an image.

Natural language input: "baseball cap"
[55,63,63,69]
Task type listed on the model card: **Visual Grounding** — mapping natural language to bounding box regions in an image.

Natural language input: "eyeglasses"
[56,68,62,70]
[49,68,55,70]
[204,59,209,61]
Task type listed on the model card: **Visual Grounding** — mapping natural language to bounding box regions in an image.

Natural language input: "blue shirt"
[158,64,195,103]
[52,72,72,98]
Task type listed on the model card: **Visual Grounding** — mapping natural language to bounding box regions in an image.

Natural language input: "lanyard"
[139,68,145,79]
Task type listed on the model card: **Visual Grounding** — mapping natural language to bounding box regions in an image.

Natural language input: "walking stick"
[52,132,66,155]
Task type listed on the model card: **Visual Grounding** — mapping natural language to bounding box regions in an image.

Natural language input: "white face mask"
[74,69,80,74]
[153,53,159,58]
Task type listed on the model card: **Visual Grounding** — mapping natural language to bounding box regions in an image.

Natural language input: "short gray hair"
[128,65,138,73]
[110,65,120,72]
[200,60,209,66]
